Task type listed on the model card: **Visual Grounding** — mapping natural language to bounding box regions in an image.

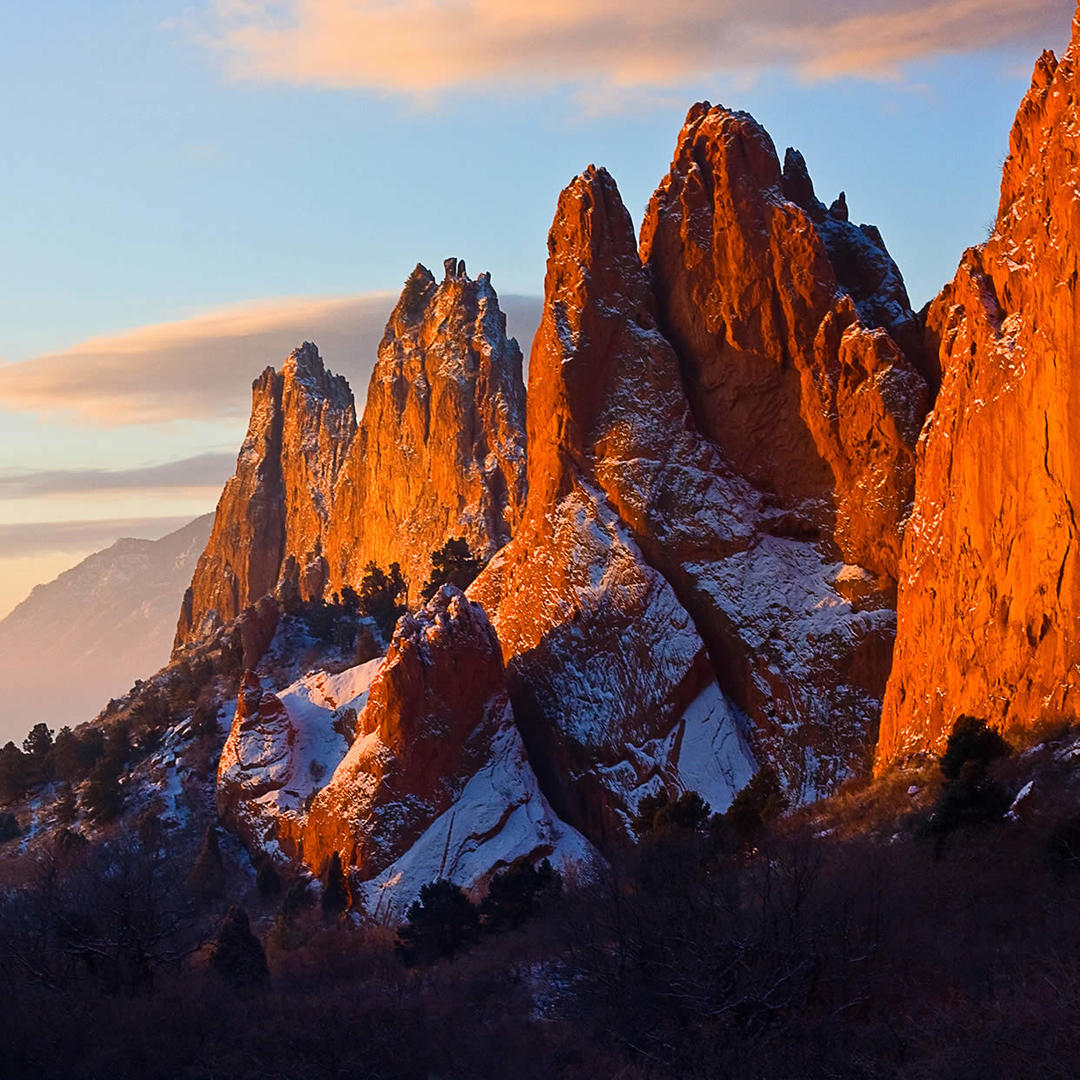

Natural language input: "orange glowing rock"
[878,20,1080,766]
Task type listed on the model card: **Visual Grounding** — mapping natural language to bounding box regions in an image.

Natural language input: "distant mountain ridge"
[0,514,213,740]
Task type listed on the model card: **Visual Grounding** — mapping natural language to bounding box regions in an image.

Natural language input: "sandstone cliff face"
[640,104,928,584]
[472,167,757,841]
[878,25,1080,765]
[302,587,589,899]
[175,344,355,648]
[326,261,527,596]
[473,118,927,829]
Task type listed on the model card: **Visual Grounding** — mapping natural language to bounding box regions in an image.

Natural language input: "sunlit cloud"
[195,0,1073,98]
[0,291,542,425]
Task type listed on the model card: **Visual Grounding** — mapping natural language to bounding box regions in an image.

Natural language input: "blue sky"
[0,0,1074,616]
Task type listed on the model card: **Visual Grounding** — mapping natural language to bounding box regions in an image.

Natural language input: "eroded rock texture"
[878,25,1080,765]
[302,587,588,901]
[326,261,527,596]
[474,109,927,830]
[175,344,355,648]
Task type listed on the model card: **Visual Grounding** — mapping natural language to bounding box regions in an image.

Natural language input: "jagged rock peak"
[303,585,511,876]
[640,99,928,582]
[324,260,527,595]
[174,343,357,651]
[877,14,1080,767]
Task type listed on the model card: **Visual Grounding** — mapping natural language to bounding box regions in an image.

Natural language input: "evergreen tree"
[0,742,29,804]
[0,811,20,843]
[925,716,1013,847]
[208,905,269,987]
[420,537,485,603]
[55,783,77,827]
[357,561,408,639]
[395,879,480,965]
[714,766,788,850]
[82,727,129,825]
[22,722,54,783]
[633,789,712,838]
[188,824,226,899]
[320,851,351,918]
[480,857,561,932]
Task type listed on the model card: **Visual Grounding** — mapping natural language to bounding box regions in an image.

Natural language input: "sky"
[0,0,1075,620]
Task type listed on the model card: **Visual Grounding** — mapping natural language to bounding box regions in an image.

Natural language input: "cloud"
[0,452,236,499]
[195,0,1073,97]
[0,517,199,558]
[0,290,543,425]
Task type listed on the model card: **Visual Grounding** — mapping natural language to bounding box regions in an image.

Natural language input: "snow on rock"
[303,586,590,895]
[358,722,595,920]
[216,657,384,860]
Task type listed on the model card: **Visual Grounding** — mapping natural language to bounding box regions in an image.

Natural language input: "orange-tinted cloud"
[197,0,1073,95]
[0,291,542,424]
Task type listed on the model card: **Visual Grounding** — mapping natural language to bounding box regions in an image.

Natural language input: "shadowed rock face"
[878,21,1080,766]
[474,112,928,831]
[326,261,527,597]
[175,343,356,649]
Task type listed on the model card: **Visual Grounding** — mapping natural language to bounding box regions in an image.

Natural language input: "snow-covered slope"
[0,515,213,740]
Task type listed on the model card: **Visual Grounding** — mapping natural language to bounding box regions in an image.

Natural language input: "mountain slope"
[0,514,213,739]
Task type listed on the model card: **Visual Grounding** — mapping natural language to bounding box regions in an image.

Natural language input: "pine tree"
[395,879,480,965]
[321,851,351,918]
[420,537,485,603]
[208,905,269,986]
[188,824,226,898]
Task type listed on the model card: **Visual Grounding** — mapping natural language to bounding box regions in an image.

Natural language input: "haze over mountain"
[0,515,212,740]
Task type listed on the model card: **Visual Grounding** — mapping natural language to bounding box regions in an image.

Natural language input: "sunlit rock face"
[640,103,928,586]
[325,260,527,597]
[301,587,589,897]
[474,107,928,830]
[177,263,526,650]
[175,343,356,648]
[878,24,1080,766]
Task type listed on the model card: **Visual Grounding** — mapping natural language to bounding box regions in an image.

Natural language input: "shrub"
[714,766,788,850]
[633,789,711,838]
[0,811,20,843]
[480,857,561,932]
[357,561,408,640]
[939,716,1011,780]
[924,716,1013,847]
[395,880,480,965]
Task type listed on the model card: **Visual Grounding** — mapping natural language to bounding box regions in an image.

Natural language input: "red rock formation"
[640,104,927,584]
[878,20,1080,766]
[475,117,928,828]
[325,260,527,597]
[175,343,355,648]
[302,587,584,883]
[471,167,755,843]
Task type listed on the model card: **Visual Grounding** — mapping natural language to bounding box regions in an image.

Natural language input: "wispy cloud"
[0,517,199,558]
[195,0,1073,97]
[0,291,540,426]
[0,452,235,499]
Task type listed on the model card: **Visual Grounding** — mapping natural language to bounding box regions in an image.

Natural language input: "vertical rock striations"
[326,260,527,596]
[640,104,928,585]
[475,109,928,832]
[878,22,1080,766]
[175,344,356,649]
